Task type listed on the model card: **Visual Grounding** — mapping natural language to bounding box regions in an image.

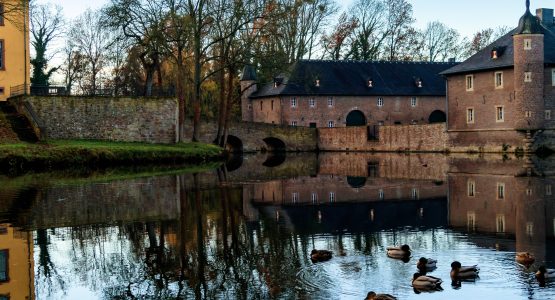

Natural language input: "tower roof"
[240,65,257,81]
[516,0,543,34]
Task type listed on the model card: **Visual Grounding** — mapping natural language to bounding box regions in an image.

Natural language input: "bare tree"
[69,9,111,95]
[59,39,85,94]
[420,21,462,62]
[30,3,64,86]
[382,0,415,61]
[463,26,511,59]
[321,12,358,60]
[347,0,386,61]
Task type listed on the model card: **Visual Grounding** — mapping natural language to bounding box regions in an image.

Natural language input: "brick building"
[241,60,456,129]
[442,1,555,152]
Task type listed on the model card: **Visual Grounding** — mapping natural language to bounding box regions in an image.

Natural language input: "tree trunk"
[215,55,226,145]
[145,66,155,97]
[221,67,235,148]
[192,24,202,142]
[176,50,185,143]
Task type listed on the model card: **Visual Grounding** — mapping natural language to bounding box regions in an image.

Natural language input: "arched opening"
[263,152,286,167]
[346,110,367,126]
[428,110,446,123]
[225,154,243,172]
[263,137,286,152]
[347,176,367,188]
[225,135,243,153]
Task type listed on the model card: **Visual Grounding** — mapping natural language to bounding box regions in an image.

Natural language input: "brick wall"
[318,123,448,152]
[12,96,177,143]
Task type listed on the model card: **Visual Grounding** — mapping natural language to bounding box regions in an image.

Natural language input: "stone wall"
[12,96,177,143]
[318,123,448,152]
[0,112,18,143]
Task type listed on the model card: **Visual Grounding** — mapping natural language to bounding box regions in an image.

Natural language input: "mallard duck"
[412,273,442,290]
[386,244,411,259]
[417,257,437,273]
[450,261,479,280]
[365,291,397,300]
[536,266,555,280]
[516,252,535,266]
[310,249,332,262]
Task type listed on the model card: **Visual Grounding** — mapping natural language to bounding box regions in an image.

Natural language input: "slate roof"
[249,60,458,99]
[441,24,555,76]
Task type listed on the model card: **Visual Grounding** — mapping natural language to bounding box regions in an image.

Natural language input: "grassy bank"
[0,140,224,174]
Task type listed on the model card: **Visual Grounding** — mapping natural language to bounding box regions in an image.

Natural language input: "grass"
[0,139,224,174]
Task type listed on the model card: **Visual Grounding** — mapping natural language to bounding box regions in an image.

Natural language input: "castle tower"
[240,65,257,122]
[513,0,545,130]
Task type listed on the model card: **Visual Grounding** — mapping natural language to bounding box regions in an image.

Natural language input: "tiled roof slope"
[250,60,458,99]
[441,25,555,76]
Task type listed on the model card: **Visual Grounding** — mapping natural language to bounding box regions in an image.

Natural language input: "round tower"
[240,65,257,122]
[513,0,545,130]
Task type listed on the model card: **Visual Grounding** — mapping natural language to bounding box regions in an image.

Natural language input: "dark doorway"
[429,110,446,123]
[309,122,317,128]
[263,137,286,152]
[346,110,367,126]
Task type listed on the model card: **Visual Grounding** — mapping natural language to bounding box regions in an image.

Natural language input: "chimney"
[537,8,554,27]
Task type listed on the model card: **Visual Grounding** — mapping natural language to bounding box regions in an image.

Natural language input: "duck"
[515,252,535,266]
[386,244,411,259]
[536,266,555,280]
[450,261,479,280]
[365,291,397,300]
[417,257,437,273]
[310,249,332,262]
[411,273,443,291]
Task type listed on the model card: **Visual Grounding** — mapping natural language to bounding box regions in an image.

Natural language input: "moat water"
[1,152,555,299]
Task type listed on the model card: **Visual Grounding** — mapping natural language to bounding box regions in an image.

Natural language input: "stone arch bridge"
[183,121,318,152]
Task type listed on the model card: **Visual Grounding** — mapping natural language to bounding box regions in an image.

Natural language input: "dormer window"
[415,78,422,88]
[273,77,283,88]
[273,82,278,88]
[491,50,498,59]
[367,78,373,88]
[315,79,320,87]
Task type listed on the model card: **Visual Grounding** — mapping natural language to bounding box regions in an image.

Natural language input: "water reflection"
[0,153,554,299]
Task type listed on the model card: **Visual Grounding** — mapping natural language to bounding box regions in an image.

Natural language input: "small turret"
[516,0,543,34]
[240,65,257,122]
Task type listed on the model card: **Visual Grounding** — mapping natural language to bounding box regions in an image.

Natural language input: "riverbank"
[0,140,224,174]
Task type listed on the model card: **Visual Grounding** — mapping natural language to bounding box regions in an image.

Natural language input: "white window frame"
[290,98,297,108]
[546,110,551,120]
[467,180,476,197]
[410,96,417,107]
[524,72,532,82]
[291,121,297,127]
[496,214,505,233]
[497,183,505,200]
[466,75,474,91]
[329,192,335,203]
[378,189,384,200]
[525,111,533,118]
[546,184,552,196]
[524,39,532,50]
[377,97,384,107]
[495,106,504,122]
[292,192,299,203]
[467,107,475,124]
[309,98,315,108]
[327,121,334,128]
[495,71,503,89]
[327,97,334,107]
[311,192,318,204]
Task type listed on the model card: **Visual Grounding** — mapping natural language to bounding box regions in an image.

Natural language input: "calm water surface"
[0,152,554,299]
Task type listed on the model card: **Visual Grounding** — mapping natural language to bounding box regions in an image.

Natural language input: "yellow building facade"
[0,224,34,300]
[0,0,30,101]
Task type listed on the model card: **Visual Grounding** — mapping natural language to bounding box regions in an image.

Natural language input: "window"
[496,106,504,122]
[411,188,419,200]
[524,39,532,50]
[329,192,335,203]
[0,250,7,282]
[467,108,475,124]
[495,72,503,88]
[467,212,476,232]
[525,111,533,118]
[496,214,505,233]
[552,69,555,86]
[259,101,263,111]
[290,121,297,127]
[466,75,474,91]
[524,72,532,82]
[467,180,476,197]
[0,40,4,70]
[291,98,297,108]
[378,189,384,200]
[315,79,320,87]
[309,98,315,108]
[526,188,533,196]
[292,192,299,203]
[311,192,318,204]
[526,222,534,236]
[327,97,334,107]
[546,110,551,120]
[271,100,274,111]
[247,104,252,110]
[377,97,384,107]
[328,121,334,128]
[410,97,417,107]
[546,184,552,196]
[497,183,505,200]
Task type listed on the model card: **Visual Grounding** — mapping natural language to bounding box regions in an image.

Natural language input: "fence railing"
[10,84,177,98]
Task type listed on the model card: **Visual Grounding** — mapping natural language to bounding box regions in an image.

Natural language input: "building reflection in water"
[0,223,34,300]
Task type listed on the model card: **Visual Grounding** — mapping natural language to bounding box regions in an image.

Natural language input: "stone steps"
[0,102,38,143]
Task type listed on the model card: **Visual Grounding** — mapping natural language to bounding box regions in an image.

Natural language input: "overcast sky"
[37,0,554,38]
